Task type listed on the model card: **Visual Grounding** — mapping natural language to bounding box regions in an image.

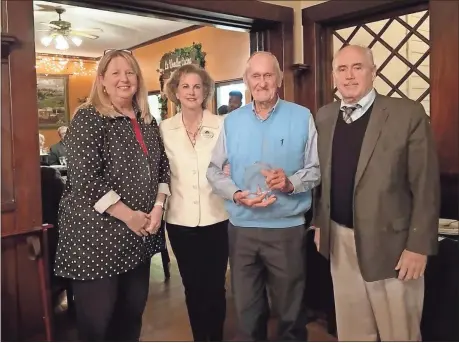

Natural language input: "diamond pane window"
[332,10,430,115]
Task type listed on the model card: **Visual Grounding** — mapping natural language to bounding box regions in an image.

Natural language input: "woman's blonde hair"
[81,50,152,124]
[164,64,214,109]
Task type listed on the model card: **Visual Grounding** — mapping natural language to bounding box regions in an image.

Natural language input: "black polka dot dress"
[54,105,171,280]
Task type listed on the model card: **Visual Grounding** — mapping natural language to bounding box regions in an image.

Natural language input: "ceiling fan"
[36,7,103,50]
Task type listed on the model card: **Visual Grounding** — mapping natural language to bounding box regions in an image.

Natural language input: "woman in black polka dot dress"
[54,50,171,341]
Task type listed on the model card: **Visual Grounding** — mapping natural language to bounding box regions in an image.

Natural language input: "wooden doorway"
[1,1,294,340]
[302,0,458,219]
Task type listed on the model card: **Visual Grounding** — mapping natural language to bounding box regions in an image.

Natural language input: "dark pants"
[167,220,229,341]
[228,223,308,341]
[71,261,151,342]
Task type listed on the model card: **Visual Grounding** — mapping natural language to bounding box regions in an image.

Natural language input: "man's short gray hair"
[243,51,283,87]
[332,44,376,70]
[57,126,68,137]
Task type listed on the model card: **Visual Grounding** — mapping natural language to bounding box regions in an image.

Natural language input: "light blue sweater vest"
[224,100,312,228]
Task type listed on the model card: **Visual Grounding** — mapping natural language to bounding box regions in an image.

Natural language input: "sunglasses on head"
[103,49,132,55]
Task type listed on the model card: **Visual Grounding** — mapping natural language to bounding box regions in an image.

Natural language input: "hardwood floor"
[142,251,335,341]
[54,251,336,341]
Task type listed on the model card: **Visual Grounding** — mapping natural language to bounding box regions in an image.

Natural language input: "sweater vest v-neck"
[330,104,374,228]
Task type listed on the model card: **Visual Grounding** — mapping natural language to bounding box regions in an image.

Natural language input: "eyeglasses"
[103,49,132,55]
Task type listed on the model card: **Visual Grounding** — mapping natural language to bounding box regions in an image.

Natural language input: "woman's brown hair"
[164,64,215,109]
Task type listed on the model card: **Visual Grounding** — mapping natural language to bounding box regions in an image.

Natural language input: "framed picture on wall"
[37,74,70,129]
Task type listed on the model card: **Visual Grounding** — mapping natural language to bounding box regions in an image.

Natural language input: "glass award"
[243,161,273,199]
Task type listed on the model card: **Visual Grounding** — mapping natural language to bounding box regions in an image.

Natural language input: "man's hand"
[146,205,163,235]
[313,227,320,251]
[233,189,276,208]
[261,169,294,193]
[395,249,427,281]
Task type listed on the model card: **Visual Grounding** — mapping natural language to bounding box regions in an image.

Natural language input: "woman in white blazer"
[159,64,228,342]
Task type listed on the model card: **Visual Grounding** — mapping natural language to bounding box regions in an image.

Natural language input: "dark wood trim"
[215,78,244,87]
[303,0,427,25]
[331,2,429,30]
[148,90,160,95]
[52,0,294,101]
[301,0,429,111]
[36,52,99,61]
[127,25,203,50]
[430,0,459,175]
[1,201,16,213]
[54,0,292,29]
[1,33,19,60]
[2,226,43,239]
[291,64,310,74]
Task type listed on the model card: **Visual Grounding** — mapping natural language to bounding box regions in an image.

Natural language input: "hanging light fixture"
[37,8,101,52]
[70,36,82,47]
[40,35,53,47]
[54,35,69,50]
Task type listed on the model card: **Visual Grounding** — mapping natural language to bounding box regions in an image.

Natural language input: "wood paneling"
[1,0,49,341]
[1,61,15,219]
[430,0,459,175]
[1,232,49,341]
[3,0,42,237]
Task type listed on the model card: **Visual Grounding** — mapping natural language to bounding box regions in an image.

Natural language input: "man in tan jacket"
[313,45,440,341]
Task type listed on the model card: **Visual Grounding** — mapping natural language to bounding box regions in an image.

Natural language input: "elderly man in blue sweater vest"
[207,52,320,341]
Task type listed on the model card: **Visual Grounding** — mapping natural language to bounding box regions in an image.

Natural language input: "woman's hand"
[125,210,151,237]
[146,205,163,235]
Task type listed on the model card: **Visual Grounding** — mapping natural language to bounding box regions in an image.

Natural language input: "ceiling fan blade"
[72,28,104,33]
[70,31,99,39]
[39,22,61,29]
[34,4,62,12]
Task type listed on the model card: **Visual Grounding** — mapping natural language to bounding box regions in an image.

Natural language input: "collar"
[340,88,376,112]
[251,96,281,120]
[168,109,220,130]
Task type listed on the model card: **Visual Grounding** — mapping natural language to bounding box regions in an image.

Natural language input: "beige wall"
[260,0,328,63]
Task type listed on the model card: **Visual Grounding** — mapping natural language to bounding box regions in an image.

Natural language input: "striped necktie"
[341,105,360,124]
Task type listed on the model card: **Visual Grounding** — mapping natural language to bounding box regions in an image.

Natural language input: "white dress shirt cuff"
[158,183,171,196]
[94,190,121,214]
[288,174,305,195]
[223,184,241,202]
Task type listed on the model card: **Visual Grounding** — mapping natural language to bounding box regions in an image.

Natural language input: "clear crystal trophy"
[243,161,273,199]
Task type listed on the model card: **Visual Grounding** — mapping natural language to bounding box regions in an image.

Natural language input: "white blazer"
[159,110,228,227]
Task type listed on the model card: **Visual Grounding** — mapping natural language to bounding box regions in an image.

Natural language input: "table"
[421,235,459,341]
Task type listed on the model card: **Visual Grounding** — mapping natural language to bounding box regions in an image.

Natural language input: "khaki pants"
[330,221,424,341]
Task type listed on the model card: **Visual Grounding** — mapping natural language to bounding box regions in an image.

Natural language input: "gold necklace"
[184,118,203,147]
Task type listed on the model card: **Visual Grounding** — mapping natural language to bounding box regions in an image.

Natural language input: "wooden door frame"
[54,0,295,100]
[300,0,429,114]
[301,0,459,218]
[1,1,295,340]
